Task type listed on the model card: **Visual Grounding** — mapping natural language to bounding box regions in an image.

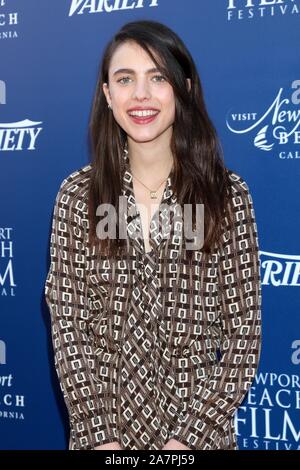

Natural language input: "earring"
[108,103,111,109]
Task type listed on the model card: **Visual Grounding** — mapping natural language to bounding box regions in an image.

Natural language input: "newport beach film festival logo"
[0,0,19,40]
[227,0,299,21]
[226,80,300,159]
[235,367,300,449]
[235,340,300,450]
[68,0,159,16]
[0,228,16,297]
[0,341,25,422]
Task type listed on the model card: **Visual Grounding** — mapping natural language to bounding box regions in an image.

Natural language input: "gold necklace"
[131,172,168,199]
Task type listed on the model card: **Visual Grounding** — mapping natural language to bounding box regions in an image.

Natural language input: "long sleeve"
[170,174,262,450]
[44,177,120,450]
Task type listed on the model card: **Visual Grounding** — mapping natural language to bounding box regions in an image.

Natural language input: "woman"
[45,20,262,451]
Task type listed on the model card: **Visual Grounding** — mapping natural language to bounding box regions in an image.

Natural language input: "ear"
[102,82,112,107]
[186,78,191,92]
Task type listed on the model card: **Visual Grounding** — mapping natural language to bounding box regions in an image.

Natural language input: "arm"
[45,177,121,450]
[168,175,262,450]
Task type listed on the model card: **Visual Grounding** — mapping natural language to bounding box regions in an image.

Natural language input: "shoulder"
[227,169,254,207]
[57,163,92,199]
[221,169,257,238]
[55,164,92,203]
[53,164,92,218]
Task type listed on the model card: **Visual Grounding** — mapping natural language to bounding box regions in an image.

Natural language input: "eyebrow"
[112,67,161,77]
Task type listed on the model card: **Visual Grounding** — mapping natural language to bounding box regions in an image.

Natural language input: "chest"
[133,181,166,254]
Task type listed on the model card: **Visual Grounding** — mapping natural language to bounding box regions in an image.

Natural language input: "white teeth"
[129,110,159,117]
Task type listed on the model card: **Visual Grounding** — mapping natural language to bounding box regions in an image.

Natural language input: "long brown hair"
[88,20,233,259]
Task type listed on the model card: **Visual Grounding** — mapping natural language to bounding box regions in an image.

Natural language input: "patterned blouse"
[44,147,262,451]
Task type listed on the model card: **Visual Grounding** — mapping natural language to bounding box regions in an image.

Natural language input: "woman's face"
[103,41,176,145]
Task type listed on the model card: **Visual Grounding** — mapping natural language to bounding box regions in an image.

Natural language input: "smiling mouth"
[127,110,160,125]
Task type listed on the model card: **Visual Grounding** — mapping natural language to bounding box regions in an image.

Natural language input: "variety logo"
[227,0,299,21]
[0,82,43,152]
[260,251,300,286]
[0,228,16,297]
[226,80,300,159]
[236,371,300,449]
[68,0,159,16]
[0,119,43,152]
[0,0,19,40]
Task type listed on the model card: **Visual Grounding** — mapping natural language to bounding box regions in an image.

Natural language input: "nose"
[132,76,151,101]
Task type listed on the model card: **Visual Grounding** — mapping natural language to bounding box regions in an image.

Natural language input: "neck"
[127,137,174,183]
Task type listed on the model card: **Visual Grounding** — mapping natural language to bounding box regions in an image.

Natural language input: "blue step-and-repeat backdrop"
[0,0,300,450]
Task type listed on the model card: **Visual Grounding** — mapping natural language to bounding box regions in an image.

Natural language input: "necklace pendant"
[150,191,157,199]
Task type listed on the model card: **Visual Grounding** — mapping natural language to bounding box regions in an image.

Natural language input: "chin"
[126,131,162,144]
[128,126,173,142]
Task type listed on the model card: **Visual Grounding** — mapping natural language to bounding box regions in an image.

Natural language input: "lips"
[127,108,160,125]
